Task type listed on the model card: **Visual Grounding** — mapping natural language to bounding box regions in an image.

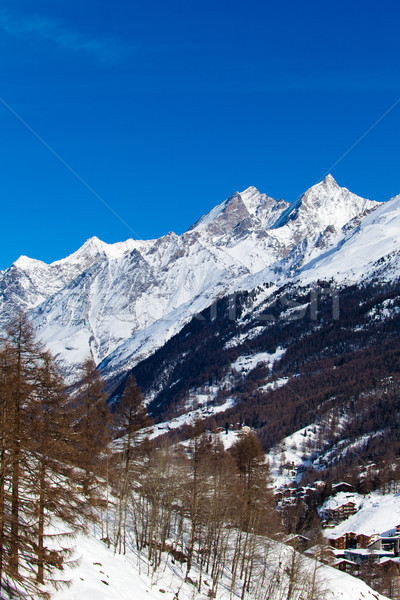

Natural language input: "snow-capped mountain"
[1,175,396,381]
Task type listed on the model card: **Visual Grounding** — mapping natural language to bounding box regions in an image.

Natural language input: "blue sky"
[1,0,400,269]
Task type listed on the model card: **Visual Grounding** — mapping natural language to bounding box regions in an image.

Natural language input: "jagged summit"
[64,236,138,262]
[189,186,288,234]
[271,176,379,231]
[190,176,377,236]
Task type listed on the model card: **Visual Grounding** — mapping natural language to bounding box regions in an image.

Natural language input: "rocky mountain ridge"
[0,175,395,381]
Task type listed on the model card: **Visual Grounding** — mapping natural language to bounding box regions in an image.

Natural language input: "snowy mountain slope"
[0,176,393,381]
[0,236,141,327]
[299,192,400,284]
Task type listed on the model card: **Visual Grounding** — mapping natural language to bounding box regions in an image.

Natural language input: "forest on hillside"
[123,280,400,484]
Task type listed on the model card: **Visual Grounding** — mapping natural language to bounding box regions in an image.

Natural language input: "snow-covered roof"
[321,492,363,512]
[332,482,353,489]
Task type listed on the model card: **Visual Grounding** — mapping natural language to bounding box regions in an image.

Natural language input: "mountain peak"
[320,173,338,187]
[81,236,104,250]
[302,174,340,198]
[13,255,46,270]
[240,185,260,195]
[272,176,379,232]
[69,236,139,262]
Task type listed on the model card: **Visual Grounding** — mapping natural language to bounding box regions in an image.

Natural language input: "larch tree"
[113,374,152,553]
[4,313,43,588]
[74,357,112,499]
[0,314,94,598]
[28,350,93,588]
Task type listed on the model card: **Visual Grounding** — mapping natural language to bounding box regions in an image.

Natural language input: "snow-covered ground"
[267,423,320,489]
[147,346,287,442]
[52,527,390,600]
[320,492,364,515]
[54,533,165,600]
[325,491,400,537]
[230,347,285,376]
[148,398,236,440]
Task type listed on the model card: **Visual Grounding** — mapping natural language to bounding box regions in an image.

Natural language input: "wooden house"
[328,535,347,550]
[325,501,357,522]
[332,482,354,494]
[356,534,372,549]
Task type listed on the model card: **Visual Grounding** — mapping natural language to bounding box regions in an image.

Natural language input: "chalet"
[295,465,307,474]
[356,534,373,549]
[328,535,347,550]
[324,501,357,522]
[240,425,251,435]
[328,532,357,550]
[304,545,339,564]
[332,482,354,494]
[295,486,317,498]
[281,496,297,506]
[376,557,400,573]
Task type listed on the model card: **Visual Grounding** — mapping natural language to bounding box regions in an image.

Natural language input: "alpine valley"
[4,175,400,600]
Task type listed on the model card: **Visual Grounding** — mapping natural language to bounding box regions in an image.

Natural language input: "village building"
[356,533,373,549]
[324,501,357,522]
[328,534,347,550]
[334,558,358,574]
[344,548,394,565]
[369,535,400,555]
[332,482,354,494]
[304,545,339,565]
[376,557,400,574]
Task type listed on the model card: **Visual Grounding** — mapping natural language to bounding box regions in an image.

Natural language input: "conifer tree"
[116,374,151,475]
[28,350,92,587]
[5,313,42,579]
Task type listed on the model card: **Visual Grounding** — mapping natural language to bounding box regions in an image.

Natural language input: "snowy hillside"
[1,175,396,381]
[53,528,389,600]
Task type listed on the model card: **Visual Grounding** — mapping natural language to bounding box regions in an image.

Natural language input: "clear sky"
[1,0,400,269]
